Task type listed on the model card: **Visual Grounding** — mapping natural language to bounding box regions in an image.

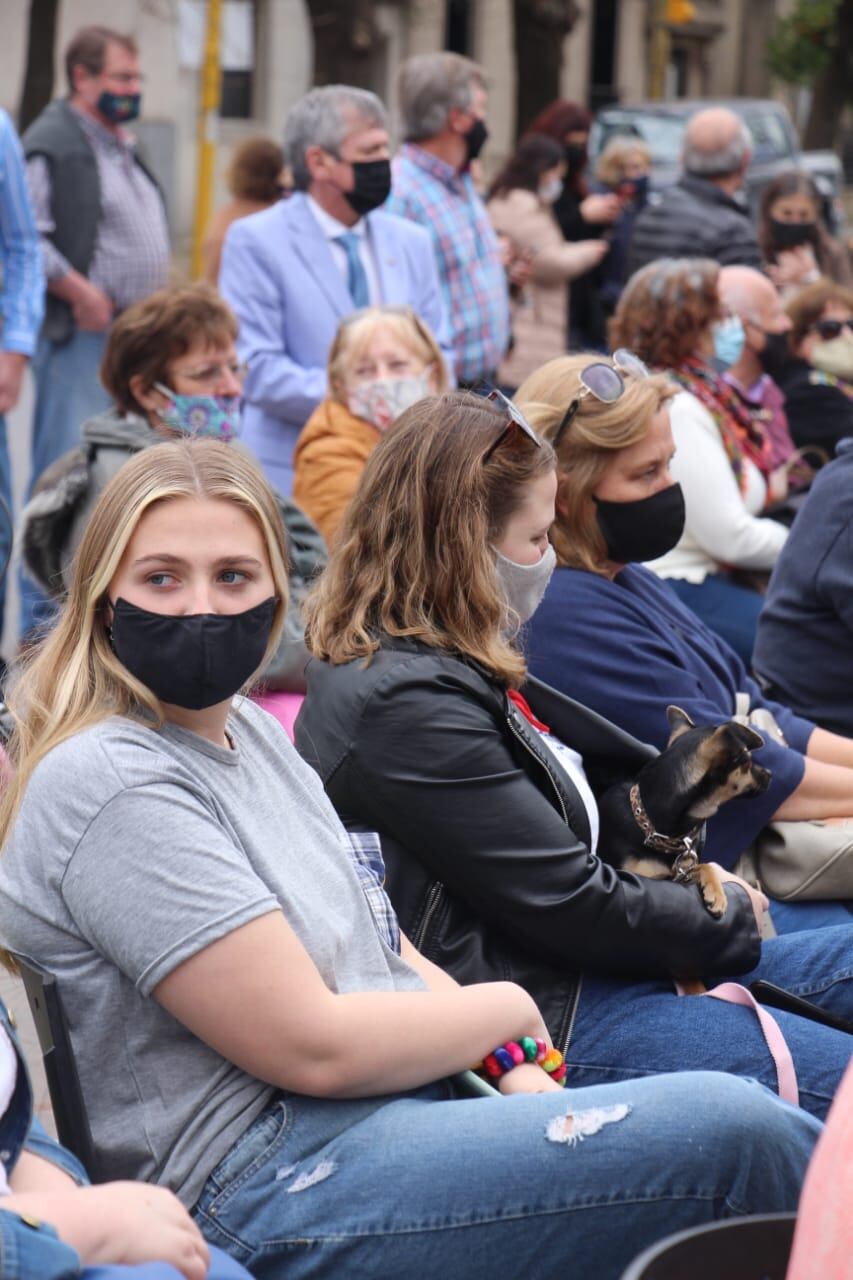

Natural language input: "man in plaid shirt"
[386,53,510,387]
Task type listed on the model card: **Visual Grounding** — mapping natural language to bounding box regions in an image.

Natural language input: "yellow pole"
[648,0,671,101]
[191,0,222,278]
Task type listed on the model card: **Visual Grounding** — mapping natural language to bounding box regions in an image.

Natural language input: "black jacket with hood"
[295,638,761,1053]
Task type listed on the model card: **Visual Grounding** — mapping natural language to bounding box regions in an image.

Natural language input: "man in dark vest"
[21,24,169,633]
[628,107,762,277]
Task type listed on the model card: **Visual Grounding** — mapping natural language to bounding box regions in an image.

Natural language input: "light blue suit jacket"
[219,192,451,494]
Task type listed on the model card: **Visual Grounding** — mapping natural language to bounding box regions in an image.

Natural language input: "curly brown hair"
[609,258,722,369]
[305,391,556,688]
[786,277,853,350]
[227,136,285,203]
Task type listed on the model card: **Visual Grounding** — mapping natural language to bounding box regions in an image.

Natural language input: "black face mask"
[343,159,392,217]
[110,596,277,710]
[464,117,489,165]
[756,329,790,379]
[594,483,686,565]
[769,218,818,249]
[564,142,588,174]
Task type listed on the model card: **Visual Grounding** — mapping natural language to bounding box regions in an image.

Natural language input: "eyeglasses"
[553,349,649,450]
[812,317,853,341]
[179,360,248,385]
[483,388,543,461]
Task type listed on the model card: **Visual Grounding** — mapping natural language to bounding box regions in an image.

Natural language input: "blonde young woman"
[517,353,853,936]
[293,305,447,544]
[0,438,815,1279]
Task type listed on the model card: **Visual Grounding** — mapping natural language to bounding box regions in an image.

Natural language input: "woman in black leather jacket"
[296,389,853,1119]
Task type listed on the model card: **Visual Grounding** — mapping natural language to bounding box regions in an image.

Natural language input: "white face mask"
[811,332,853,382]
[494,543,557,627]
[538,176,564,204]
[348,370,433,431]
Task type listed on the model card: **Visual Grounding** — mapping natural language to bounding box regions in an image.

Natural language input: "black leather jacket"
[295,638,760,1052]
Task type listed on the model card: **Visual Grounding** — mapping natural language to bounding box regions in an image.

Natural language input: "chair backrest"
[15,956,103,1183]
[620,1212,797,1280]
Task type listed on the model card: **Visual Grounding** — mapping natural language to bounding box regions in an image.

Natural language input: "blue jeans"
[20,330,110,637]
[665,573,763,666]
[770,897,853,934]
[567,925,853,1121]
[192,1073,820,1280]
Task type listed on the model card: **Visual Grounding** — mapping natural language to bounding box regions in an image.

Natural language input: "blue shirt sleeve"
[0,109,44,355]
[526,569,806,867]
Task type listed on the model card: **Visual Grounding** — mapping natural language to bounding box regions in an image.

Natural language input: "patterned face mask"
[154,383,243,442]
[347,370,433,432]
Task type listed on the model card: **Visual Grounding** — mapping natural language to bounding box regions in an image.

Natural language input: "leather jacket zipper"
[414,881,445,952]
[558,975,582,1056]
[506,709,569,826]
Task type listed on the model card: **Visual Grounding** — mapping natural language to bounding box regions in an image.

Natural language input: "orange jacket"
[293,398,381,545]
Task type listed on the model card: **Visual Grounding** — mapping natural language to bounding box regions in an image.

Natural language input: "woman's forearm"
[772,755,853,821]
[806,726,853,771]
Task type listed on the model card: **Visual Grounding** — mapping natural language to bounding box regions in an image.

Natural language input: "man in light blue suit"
[219,86,451,495]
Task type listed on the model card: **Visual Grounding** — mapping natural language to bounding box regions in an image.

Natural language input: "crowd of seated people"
[2,24,853,1276]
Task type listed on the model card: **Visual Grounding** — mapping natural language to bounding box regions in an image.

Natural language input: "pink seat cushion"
[251,691,304,741]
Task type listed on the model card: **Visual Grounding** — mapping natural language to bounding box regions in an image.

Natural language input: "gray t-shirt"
[0,699,423,1206]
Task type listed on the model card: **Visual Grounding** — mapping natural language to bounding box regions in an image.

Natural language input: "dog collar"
[628,783,702,882]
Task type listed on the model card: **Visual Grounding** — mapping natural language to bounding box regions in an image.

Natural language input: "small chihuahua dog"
[598,706,771,917]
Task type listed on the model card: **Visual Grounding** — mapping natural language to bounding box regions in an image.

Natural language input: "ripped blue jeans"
[192,1072,820,1280]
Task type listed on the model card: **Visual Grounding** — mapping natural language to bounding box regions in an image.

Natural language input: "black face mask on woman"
[109,596,277,710]
[594,483,686,565]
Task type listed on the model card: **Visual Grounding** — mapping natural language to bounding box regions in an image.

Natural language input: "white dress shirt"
[305,194,382,306]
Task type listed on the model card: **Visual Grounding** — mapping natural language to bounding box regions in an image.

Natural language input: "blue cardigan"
[526,564,813,866]
[754,437,853,737]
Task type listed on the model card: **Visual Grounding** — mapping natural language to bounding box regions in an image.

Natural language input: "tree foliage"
[766,0,841,88]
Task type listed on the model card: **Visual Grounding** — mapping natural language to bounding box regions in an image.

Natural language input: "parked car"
[589,98,844,233]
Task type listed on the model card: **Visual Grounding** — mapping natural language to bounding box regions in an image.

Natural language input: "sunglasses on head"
[483,388,543,461]
[553,349,650,450]
[812,317,853,342]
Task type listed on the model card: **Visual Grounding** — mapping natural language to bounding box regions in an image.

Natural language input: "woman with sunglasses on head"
[0,438,820,1280]
[609,258,788,664]
[293,305,447,546]
[519,353,853,935]
[20,282,325,693]
[773,278,853,461]
[296,388,853,1124]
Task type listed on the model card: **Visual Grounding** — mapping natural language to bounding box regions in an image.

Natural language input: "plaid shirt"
[387,144,509,383]
[26,106,169,312]
[346,831,401,955]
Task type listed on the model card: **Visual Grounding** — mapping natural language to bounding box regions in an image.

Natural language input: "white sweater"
[648,390,788,584]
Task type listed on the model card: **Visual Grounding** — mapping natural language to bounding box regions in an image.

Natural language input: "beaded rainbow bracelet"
[476,1036,567,1086]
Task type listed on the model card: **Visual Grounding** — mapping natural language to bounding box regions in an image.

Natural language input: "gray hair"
[683,119,752,179]
[398,52,486,142]
[284,86,388,191]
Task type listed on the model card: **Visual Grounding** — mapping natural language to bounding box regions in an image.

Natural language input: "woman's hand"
[579,192,621,225]
[498,1062,564,1095]
[766,245,819,290]
[708,863,769,934]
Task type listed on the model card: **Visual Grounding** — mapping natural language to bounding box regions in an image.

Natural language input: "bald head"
[683,107,751,180]
[719,266,777,324]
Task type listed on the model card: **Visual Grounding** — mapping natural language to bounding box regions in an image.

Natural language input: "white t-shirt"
[533,727,600,855]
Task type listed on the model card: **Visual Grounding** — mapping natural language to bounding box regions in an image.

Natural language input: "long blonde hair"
[0,439,289,848]
[515,354,675,574]
[305,391,556,688]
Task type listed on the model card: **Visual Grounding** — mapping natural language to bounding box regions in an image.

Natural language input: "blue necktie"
[337,231,370,309]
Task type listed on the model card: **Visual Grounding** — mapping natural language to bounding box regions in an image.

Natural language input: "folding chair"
[15,956,103,1182]
[620,1212,797,1280]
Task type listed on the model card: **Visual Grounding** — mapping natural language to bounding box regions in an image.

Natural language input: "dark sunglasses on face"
[812,317,853,342]
[553,349,650,449]
[483,388,543,461]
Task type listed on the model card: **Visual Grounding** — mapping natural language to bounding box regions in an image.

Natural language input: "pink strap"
[675,980,799,1107]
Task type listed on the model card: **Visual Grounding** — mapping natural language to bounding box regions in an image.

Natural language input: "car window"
[592,113,686,166]
[742,109,795,162]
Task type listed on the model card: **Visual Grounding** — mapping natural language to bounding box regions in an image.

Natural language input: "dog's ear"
[666,705,695,744]
[728,721,764,751]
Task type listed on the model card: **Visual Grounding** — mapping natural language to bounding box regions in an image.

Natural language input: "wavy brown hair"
[516,354,676,574]
[305,391,555,687]
[610,258,722,369]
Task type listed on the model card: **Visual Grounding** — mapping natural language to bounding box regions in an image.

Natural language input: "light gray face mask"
[494,544,557,627]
